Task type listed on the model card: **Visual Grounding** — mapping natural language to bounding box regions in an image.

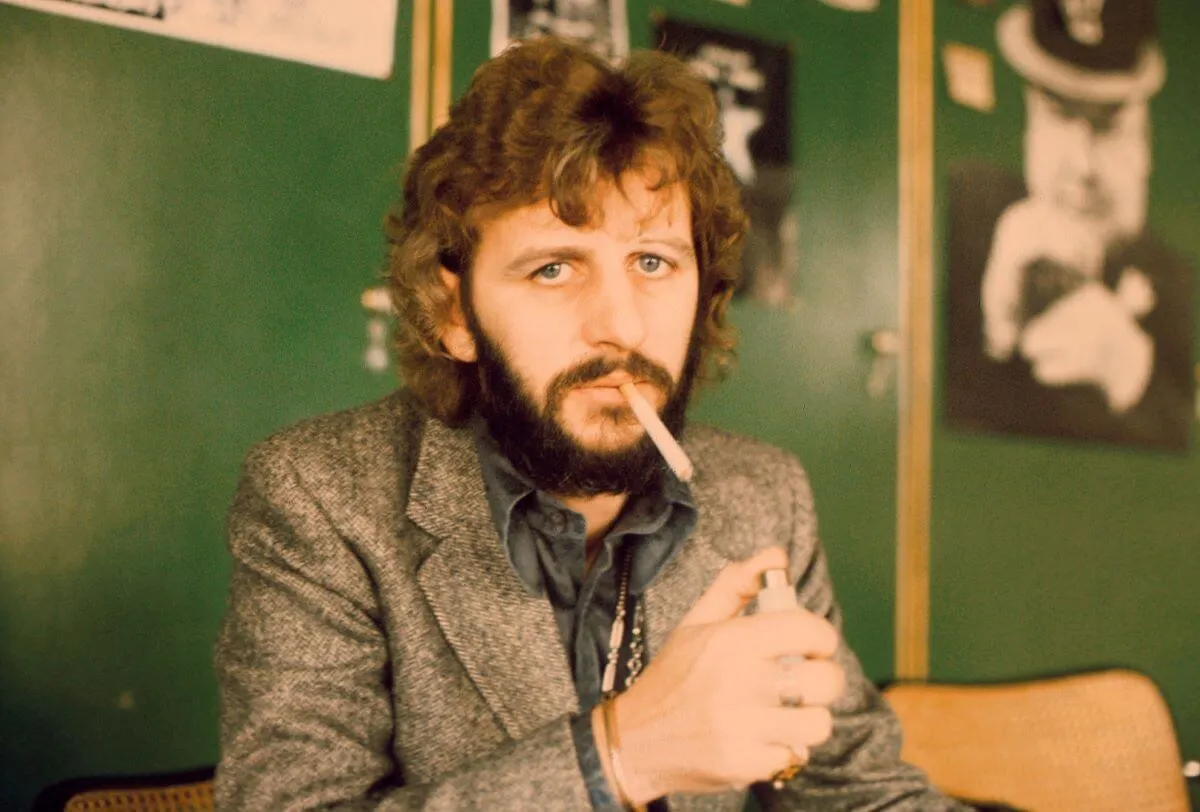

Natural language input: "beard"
[468,317,701,497]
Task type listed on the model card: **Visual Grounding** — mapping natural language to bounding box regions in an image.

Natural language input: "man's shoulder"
[683,423,811,499]
[684,423,798,465]
[241,389,426,493]
[682,425,818,564]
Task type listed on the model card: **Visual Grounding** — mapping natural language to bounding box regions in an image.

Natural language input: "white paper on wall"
[2,0,399,79]
[816,0,879,12]
[943,42,996,113]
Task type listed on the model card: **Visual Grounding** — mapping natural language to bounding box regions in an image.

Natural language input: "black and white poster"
[490,0,628,59]
[655,18,796,307]
[1,0,398,77]
[945,0,1194,450]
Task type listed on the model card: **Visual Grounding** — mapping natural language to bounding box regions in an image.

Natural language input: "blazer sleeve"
[752,457,970,812]
[213,443,593,812]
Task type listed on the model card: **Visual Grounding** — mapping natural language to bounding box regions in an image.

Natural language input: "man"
[945,0,1194,449]
[215,37,964,810]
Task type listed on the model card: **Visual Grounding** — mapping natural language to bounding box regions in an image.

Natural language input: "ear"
[439,267,477,363]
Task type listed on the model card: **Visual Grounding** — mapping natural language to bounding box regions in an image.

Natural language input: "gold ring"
[770,750,804,789]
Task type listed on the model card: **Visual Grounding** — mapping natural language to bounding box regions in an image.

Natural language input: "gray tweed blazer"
[214,389,962,811]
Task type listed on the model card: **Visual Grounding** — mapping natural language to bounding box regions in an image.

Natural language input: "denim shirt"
[472,418,697,810]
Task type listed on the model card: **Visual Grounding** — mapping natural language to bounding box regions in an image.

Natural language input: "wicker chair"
[884,669,1190,812]
[32,766,214,812]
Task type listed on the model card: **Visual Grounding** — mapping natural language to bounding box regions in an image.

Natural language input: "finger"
[763,657,846,708]
[764,742,809,783]
[729,609,840,661]
[678,546,789,628]
[725,742,808,792]
[766,706,835,750]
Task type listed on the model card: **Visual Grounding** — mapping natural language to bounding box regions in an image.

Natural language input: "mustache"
[545,353,675,414]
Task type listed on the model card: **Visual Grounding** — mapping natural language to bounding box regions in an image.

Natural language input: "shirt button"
[548,511,567,534]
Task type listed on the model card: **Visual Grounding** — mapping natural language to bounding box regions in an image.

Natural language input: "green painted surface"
[0,6,405,809]
[932,0,1200,806]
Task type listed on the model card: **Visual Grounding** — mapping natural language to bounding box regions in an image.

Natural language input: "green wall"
[2,0,1195,810]
[932,0,1200,807]
[1,6,403,809]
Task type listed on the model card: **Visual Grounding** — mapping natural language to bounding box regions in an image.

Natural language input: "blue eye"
[533,263,566,281]
[637,255,665,275]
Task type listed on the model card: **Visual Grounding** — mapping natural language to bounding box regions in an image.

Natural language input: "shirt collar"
[471,416,697,597]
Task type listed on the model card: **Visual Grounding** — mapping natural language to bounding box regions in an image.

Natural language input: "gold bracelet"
[602,698,643,811]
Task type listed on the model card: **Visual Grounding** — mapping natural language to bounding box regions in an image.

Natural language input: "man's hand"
[1019,281,1154,413]
[595,546,846,804]
[981,198,1105,361]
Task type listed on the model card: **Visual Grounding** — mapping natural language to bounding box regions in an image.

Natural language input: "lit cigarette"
[618,382,694,482]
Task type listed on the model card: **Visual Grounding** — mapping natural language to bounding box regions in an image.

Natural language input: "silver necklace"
[602,551,646,699]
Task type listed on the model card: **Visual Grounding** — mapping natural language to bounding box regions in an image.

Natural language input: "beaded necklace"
[601,549,646,699]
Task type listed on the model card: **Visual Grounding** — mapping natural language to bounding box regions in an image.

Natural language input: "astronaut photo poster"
[655,18,796,307]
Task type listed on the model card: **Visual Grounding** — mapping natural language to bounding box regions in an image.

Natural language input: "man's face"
[441,170,701,496]
[1023,85,1151,248]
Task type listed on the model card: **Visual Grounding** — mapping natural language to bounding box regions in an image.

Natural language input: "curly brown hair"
[385,36,748,426]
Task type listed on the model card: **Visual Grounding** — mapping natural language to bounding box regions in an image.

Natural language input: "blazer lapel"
[408,418,578,740]
[642,470,730,659]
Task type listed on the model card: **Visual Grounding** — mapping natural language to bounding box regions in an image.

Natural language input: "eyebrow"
[639,235,697,261]
[501,237,696,276]
[502,246,591,276]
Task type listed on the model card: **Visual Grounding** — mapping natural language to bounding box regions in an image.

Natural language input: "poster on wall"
[944,0,1195,450]
[655,18,796,307]
[491,0,628,59]
[1,0,399,78]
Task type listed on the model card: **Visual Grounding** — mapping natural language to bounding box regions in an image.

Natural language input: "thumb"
[677,546,789,628]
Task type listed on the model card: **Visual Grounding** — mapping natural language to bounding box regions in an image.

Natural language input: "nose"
[580,268,647,352]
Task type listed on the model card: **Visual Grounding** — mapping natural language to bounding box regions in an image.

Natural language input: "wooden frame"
[409,0,432,153]
[410,0,454,153]
[896,0,935,681]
